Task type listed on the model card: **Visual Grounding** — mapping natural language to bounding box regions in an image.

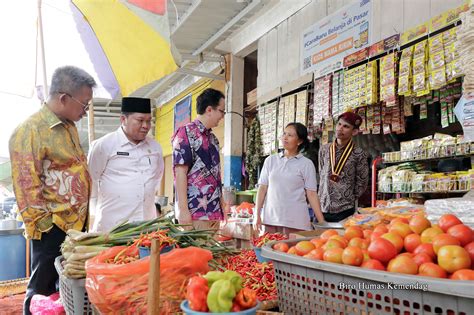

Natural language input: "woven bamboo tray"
[0,277,28,298]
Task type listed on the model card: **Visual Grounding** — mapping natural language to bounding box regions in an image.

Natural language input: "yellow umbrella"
[72,0,177,97]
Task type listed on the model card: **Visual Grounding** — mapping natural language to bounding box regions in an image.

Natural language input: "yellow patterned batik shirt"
[9,105,91,240]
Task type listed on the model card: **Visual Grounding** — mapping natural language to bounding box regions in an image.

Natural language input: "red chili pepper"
[219,250,277,301]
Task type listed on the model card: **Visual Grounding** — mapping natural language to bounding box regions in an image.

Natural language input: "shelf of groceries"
[378,177,472,194]
[382,137,473,164]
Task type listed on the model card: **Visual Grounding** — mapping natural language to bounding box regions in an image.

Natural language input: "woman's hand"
[252,210,261,236]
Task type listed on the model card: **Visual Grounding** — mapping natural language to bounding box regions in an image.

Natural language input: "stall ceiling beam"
[176,68,224,81]
[216,0,311,56]
[144,60,190,98]
[171,0,202,34]
[192,0,262,56]
[181,53,224,63]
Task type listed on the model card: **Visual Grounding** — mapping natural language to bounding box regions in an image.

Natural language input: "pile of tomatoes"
[272,213,474,280]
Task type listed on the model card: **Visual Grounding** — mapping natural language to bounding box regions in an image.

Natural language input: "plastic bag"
[85,246,212,314]
[30,292,65,315]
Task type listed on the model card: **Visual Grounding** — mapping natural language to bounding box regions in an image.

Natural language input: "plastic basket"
[138,245,174,258]
[262,238,474,315]
[253,247,270,263]
[180,300,260,315]
[54,256,93,315]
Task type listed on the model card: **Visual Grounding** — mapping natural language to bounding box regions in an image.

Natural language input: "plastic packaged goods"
[366,60,378,104]
[343,213,384,229]
[458,9,474,92]
[398,47,414,96]
[428,34,447,89]
[313,76,331,126]
[412,40,430,96]
[380,53,398,107]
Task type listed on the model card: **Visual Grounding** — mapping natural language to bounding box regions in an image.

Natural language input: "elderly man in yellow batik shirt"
[9,66,96,315]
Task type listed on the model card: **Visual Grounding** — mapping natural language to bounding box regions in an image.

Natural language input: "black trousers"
[323,208,356,222]
[24,225,66,315]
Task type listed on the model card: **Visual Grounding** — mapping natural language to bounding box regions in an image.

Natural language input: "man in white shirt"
[88,97,164,232]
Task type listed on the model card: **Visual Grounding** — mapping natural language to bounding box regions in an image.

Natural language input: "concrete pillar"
[224,55,244,190]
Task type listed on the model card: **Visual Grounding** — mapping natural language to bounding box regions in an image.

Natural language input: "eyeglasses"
[59,92,92,111]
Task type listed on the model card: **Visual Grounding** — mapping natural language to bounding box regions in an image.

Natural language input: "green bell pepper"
[204,270,243,292]
[223,270,243,292]
[206,279,236,313]
[203,271,226,287]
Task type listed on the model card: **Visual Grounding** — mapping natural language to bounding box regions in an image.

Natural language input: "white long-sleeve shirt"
[88,127,164,232]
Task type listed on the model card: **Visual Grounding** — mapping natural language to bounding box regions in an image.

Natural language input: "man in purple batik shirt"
[172,88,227,230]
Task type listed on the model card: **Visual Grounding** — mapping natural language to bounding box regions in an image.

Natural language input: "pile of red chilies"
[221,250,277,301]
[252,232,288,248]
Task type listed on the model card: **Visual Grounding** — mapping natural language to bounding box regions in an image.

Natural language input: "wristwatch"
[36,214,53,233]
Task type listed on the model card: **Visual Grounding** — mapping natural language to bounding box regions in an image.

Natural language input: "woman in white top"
[253,123,326,235]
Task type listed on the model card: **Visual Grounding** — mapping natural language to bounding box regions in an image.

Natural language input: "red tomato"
[287,246,298,255]
[398,252,414,258]
[418,262,447,278]
[368,238,397,264]
[348,237,369,249]
[438,214,463,232]
[447,224,473,247]
[305,248,324,260]
[295,241,315,256]
[373,225,389,234]
[409,214,431,235]
[464,242,474,269]
[412,253,433,266]
[361,249,370,262]
[329,235,349,247]
[273,242,289,253]
[450,269,474,280]
[361,259,385,271]
[413,243,436,260]
[344,226,364,240]
[323,239,345,250]
[404,234,422,253]
[437,245,471,274]
[370,231,384,242]
[323,247,344,264]
[310,238,327,249]
[342,246,364,266]
[420,227,443,244]
[389,222,412,239]
[389,218,409,227]
[387,256,418,275]
[321,229,339,240]
[432,234,460,254]
[382,232,404,253]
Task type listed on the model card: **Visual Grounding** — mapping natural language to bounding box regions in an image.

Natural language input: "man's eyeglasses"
[59,92,92,111]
